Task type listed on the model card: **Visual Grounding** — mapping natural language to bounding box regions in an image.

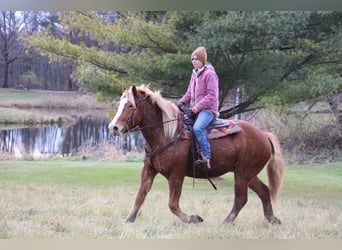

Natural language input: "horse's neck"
[141,126,167,149]
[140,116,168,149]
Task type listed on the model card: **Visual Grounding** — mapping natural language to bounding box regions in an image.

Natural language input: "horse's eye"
[129,104,134,109]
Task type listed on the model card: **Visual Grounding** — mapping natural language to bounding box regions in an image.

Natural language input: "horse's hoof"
[222,218,235,225]
[124,216,135,223]
[189,214,204,223]
[267,216,281,225]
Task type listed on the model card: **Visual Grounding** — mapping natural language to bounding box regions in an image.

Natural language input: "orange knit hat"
[191,47,207,65]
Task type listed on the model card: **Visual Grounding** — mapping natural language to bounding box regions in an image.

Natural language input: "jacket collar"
[193,65,207,77]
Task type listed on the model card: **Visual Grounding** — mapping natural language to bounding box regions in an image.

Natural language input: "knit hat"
[191,47,207,65]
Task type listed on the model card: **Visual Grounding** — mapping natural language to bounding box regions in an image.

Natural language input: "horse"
[108,84,285,224]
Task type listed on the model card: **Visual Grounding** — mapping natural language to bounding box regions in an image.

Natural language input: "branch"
[280,53,316,81]
[138,22,177,53]
[219,95,259,119]
[37,45,127,75]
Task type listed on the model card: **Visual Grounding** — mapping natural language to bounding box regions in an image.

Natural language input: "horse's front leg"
[168,174,203,223]
[125,160,157,223]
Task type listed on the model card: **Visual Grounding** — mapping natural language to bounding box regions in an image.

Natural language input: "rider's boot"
[194,151,211,171]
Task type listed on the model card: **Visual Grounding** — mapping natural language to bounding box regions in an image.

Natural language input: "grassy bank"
[0,160,341,239]
[0,88,110,129]
[0,107,63,129]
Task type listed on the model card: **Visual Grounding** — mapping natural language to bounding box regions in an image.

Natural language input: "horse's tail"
[264,132,285,202]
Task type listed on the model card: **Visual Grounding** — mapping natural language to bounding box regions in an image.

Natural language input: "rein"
[125,95,179,133]
[125,95,183,158]
[125,96,217,190]
[145,126,186,158]
[128,118,179,133]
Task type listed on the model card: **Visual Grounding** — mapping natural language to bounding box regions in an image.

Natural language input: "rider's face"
[191,55,204,69]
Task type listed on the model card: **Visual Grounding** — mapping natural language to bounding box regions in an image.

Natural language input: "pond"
[0,116,144,158]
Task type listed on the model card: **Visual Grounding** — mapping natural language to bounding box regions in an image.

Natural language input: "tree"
[16,11,80,91]
[0,11,73,90]
[25,11,342,117]
[0,11,25,88]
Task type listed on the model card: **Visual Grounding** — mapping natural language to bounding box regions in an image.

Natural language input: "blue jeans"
[193,109,215,159]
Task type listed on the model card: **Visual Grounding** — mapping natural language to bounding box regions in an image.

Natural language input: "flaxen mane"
[134,85,179,138]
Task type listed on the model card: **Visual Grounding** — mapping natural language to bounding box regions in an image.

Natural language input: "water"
[0,116,144,158]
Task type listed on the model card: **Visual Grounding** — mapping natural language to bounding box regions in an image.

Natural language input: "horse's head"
[108,85,142,136]
[109,84,179,138]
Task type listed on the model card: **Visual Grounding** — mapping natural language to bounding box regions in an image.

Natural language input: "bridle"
[120,95,217,190]
[120,96,144,133]
[124,96,178,134]
[121,95,183,158]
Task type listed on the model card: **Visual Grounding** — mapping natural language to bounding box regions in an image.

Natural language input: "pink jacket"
[178,64,219,114]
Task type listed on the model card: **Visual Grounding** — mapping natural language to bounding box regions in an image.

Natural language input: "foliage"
[24,11,342,117]
[19,70,39,89]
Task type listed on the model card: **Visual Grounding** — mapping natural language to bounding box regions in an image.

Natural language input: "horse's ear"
[132,85,138,98]
[121,85,127,92]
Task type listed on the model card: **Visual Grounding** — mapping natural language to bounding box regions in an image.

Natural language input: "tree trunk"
[2,62,10,88]
[328,92,342,131]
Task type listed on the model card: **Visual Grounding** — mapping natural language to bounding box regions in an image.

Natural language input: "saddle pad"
[180,119,241,140]
[207,120,242,139]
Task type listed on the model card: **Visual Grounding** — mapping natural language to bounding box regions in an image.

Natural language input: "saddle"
[177,105,241,188]
[178,105,241,140]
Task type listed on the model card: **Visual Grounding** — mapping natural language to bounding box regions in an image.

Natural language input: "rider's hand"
[177,101,185,110]
[191,107,199,114]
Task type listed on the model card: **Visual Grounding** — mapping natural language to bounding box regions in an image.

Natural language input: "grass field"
[0,159,341,239]
[0,88,88,103]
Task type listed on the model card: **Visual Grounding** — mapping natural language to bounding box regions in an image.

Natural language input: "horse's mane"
[133,85,179,138]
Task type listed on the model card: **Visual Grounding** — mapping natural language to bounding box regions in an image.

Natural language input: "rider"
[177,47,219,170]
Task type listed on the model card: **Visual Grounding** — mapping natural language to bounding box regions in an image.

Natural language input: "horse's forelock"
[125,86,136,107]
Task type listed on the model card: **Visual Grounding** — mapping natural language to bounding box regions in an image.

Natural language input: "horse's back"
[232,120,273,157]
[206,120,272,178]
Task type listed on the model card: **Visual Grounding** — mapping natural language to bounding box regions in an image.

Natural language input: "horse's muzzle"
[110,125,127,136]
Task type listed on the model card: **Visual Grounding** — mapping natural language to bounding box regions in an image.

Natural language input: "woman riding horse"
[108,84,284,224]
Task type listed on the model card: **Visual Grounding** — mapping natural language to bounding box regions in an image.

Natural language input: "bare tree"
[0,11,26,88]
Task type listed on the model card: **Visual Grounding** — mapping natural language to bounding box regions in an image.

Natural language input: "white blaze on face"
[108,95,128,132]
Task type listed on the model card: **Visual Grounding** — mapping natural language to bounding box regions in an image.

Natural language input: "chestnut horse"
[108,85,284,224]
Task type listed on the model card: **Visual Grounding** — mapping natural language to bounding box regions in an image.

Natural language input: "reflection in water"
[0,117,144,158]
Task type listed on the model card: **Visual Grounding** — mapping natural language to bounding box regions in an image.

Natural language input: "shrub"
[19,71,40,89]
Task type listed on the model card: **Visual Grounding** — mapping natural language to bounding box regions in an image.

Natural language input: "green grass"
[0,160,141,186]
[0,88,76,102]
[0,160,340,197]
[0,159,179,193]
[0,88,44,102]
[281,162,342,198]
[0,160,341,202]
[0,159,341,239]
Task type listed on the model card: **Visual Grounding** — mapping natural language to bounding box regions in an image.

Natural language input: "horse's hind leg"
[248,177,281,224]
[125,161,157,223]
[168,174,203,223]
[223,174,249,224]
